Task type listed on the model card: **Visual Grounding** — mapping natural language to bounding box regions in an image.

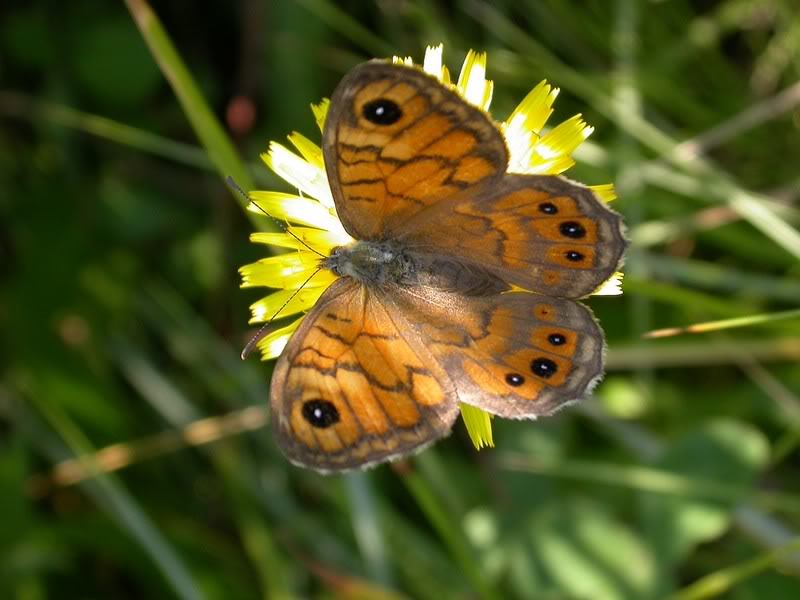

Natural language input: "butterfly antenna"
[226,175,326,258]
[240,266,324,360]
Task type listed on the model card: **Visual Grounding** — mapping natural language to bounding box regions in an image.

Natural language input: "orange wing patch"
[423,128,478,159]
[381,112,456,160]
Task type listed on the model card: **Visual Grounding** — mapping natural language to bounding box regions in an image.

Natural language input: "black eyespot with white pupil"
[560,221,586,239]
[539,202,558,215]
[362,98,402,125]
[302,399,340,428]
[565,250,584,262]
[548,333,566,346]
[531,358,558,378]
[506,373,525,387]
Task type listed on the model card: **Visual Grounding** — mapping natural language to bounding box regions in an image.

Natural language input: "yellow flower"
[240,44,622,451]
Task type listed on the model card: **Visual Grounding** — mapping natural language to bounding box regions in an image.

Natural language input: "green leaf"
[640,419,770,568]
[511,498,658,600]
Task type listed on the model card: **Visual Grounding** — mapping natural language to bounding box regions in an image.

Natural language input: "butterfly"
[268,61,626,472]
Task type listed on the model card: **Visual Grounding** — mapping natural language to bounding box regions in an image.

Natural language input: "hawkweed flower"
[240,44,622,451]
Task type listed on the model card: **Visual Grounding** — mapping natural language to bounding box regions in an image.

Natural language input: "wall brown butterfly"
[267,60,626,472]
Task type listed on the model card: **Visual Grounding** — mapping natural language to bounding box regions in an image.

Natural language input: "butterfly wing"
[272,61,625,469]
[398,174,626,299]
[391,285,605,418]
[322,61,508,240]
[270,278,460,472]
[322,62,624,298]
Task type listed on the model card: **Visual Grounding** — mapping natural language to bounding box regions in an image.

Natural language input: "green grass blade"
[0,91,211,169]
[401,469,499,600]
[22,391,203,600]
[645,308,800,339]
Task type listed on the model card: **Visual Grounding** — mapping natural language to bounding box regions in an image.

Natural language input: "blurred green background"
[2,1,800,598]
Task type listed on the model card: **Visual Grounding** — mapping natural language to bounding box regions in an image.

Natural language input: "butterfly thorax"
[324,241,416,285]
[324,240,509,295]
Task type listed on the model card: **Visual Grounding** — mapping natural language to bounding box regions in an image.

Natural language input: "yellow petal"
[247,192,342,232]
[256,318,303,360]
[504,129,541,174]
[590,183,617,202]
[505,80,559,135]
[423,44,445,81]
[249,231,307,251]
[262,143,334,208]
[249,225,352,254]
[288,225,352,252]
[460,403,494,449]
[593,272,624,296]
[239,251,334,289]
[525,155,576,175]
[457,50,493,110]
[440,65,451,86]
[534,114,594,161]
[392,55,414,66]
[248,284,329,324]
[503,83,569,173]
[288,132,324,169]
[312,99,330,133]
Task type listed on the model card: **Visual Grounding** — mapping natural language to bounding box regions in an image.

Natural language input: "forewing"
[322,61,508,240]
[270,278,459,472]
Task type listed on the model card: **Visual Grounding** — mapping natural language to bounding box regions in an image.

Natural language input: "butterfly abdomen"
[413,256,510,296]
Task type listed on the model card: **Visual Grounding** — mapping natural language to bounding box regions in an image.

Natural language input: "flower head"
[240,45,622,451]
